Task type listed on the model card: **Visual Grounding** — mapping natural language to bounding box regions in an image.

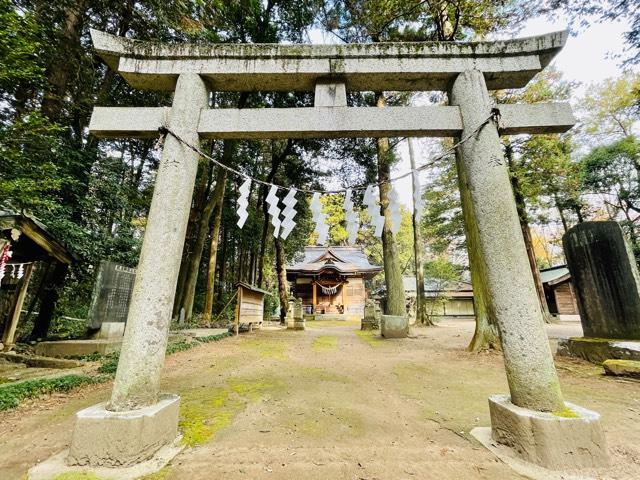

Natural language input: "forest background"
[1,0,639,345]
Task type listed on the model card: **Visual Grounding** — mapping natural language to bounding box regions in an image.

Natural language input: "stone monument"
[292,298,305,330]
[88,260,136,339]
[557,221,640,365]
[563,221,640,339]
[381,314,409,338]
[285,300,295,329]
[361,299,380,330]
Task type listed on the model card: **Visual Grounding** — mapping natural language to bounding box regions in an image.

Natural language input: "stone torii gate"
[32,30,608,478]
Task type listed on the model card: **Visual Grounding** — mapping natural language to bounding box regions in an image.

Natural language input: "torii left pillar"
[67,73,208,470]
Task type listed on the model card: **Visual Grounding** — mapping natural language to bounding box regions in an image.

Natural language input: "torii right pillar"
[450,70,609,469]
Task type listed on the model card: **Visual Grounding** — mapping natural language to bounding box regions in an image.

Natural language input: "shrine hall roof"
[287,246,382,277]
[0,210,76,264]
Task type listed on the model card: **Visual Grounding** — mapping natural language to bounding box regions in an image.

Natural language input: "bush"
[0,374,96,411]
[97,352,120,374]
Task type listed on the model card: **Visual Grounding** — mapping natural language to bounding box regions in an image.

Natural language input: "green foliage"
[0,112,68,212]
[323,194,348,245]
[424,257,463,287]
[422,151,466,255]
[0,374,96,411]
[195,332,232,343]
[0,0,46,103]
[320,0,532,42]
[45,317,88,341]
[166,339,194,355]
[96,352,120,375]
[581,72,640,138]
[580,136,640,253]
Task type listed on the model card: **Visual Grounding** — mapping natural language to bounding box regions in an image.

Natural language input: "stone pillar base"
[360,319,379,330]
[288,320,305,330]
[95,321,126,339]
[67,394,180,467]
[381,315,408,338]
[488,394,609,469]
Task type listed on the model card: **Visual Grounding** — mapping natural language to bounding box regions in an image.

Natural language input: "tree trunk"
[181,154,231,321]
[507,145,552,323]
[275,237,289,324]
[257,141,273,288]
[41,0,87,122]
[554,193,569,233]
[435,0,455,40]
[408,139,432,325]
[202,174,227,322]
[257,140,291,287]
[29,263,69,341]
[173,159,212,318]
[257,208,270,288]
[217,222,228,305]
[375,92,405,316]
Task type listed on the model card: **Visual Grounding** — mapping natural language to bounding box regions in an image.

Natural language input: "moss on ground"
[604,359,640,367]
[306,320,360,328]
[354,330,385,347]
[242,338,288,360]
[312,335,338,352]
[136,466,171,479]
[179,375,284,447]
[53,473,107,480]
[569,337,613,343]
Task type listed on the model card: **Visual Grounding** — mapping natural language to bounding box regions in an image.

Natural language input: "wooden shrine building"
[0,211,75,350]
[287,246,382,320]
[234,282,269,334]
[540,265,579,316]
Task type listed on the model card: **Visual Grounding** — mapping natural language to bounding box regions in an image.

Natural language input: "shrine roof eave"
[90,29,567,92]
[287,267,382,277]
[0,212,77,264]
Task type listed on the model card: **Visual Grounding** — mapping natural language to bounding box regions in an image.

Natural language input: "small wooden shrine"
[287,246,382,319]
[0,212,75,349]
[234,282,269,334]
[540,265,578,316]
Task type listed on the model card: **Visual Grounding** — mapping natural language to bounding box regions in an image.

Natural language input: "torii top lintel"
[90,29,567,93]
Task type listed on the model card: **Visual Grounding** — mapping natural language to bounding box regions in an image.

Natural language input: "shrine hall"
[287,246,382,320]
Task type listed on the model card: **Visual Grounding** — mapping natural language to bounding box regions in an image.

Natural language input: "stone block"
[556,337,640,364]
[563,221,640,339]
[288,299,305,330]
[67,394,180,467]
[0,352,84,369]
[603,359,640,378]
[35,339,122,358]
[362,299,381,330]
[95,322,126,339]
[489,395,609,469]
[380,315,408,338]
[360,319,379,331]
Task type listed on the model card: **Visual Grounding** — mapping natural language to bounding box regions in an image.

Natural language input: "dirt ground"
[1,319,639,480]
